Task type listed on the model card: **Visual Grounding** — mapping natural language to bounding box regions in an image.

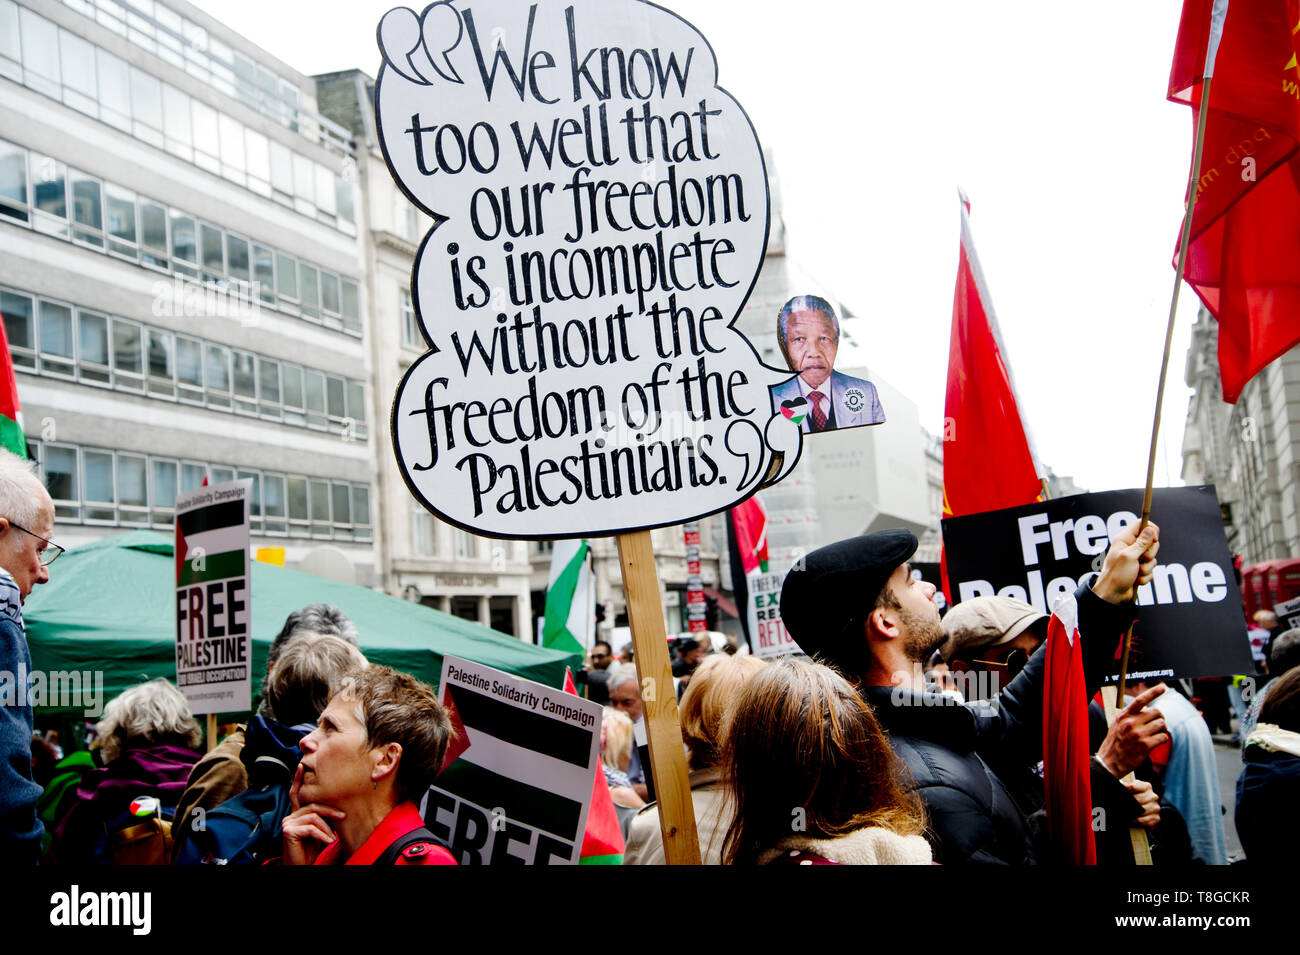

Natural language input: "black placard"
[942,486,1253,681]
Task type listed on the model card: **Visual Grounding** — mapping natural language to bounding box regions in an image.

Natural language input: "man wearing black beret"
[780,522,1159,864]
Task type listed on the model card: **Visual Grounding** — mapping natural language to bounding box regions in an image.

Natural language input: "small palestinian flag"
[0,307,26,458]
[176,499,247,586]
[542,540,593,657]
[779,396,808,426]
[566,668,624,865]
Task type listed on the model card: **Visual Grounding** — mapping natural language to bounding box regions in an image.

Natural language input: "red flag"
[1041,594,1096,865]
[564,668,625,864]
[942,195,1043,599]
[730,496,769,575]
[1168,0,1300,402]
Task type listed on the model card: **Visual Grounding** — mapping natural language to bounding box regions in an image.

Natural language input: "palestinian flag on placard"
[175,499,247,586]
[0,307,27,458]
[777,395,809,427]
[542,540,593,656]
[433,664,620,865]
[566,668,624,865]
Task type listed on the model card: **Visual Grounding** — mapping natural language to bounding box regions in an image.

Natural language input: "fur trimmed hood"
[758,826,933,865]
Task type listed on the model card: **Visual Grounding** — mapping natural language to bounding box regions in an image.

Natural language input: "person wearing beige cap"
[942,595,1171,864]
[941,596,1049,699]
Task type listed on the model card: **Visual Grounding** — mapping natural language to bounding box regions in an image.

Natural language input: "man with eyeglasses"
[942,595,1169,863]
[0,449,60,864]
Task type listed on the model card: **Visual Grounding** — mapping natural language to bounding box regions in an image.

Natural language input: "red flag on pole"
[730,496,769,575]
[564,668,625,864]
[1041,593,1096,865]
[941,194,1044,599]
[1168,0,1300,402]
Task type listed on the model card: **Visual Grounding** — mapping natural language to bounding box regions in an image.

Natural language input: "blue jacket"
[0,569,42,863]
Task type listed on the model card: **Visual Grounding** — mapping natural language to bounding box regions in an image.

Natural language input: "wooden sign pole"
[1099,684,1154,864]
[206,713,218,754]
[616,530,702,865]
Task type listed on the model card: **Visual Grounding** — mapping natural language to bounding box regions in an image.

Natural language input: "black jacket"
[865,585,1131,865]
[1235,745,1300,865]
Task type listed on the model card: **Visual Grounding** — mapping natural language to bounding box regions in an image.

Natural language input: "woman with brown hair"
[625,653,766,864]
[722,657,931,865]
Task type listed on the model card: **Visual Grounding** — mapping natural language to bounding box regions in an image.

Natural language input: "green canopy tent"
[24,531,578,716]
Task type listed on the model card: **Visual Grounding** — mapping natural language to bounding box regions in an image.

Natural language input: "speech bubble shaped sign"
[377,0,800,539]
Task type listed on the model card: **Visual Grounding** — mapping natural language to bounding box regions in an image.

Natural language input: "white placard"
[427,654,603,864]
[377,0,801,539]
[174,480,252,714]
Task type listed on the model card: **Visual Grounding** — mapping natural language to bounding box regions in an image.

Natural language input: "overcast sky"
[193,0,1203,493]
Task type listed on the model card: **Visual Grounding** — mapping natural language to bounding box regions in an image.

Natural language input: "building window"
[69,169,103,247]
[37,299,75,379]
[77,309,111,385]
[30,153,67,238]
[104,183,136,257]
[1,290,34,370]
[412,507,436,557]
[26,435,372,541]
[454,529,478,560]
[401,289,419,347]
[111,318,144,392]
[82,449,115,523]
[44,444,79,521]
[0,138,29,223]
[309,478,331,537]
[2,138,362,337]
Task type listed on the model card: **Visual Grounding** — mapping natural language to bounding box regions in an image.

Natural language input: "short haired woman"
[721,657,931,865]
[281,665,456,865]
[51,678,202,864]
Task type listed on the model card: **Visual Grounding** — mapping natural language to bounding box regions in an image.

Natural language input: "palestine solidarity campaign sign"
[942,486,1253,682]
[174,479,253,714]
[431,655,603,864]
[377,0,802,539]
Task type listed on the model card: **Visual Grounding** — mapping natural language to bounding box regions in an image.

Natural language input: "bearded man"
[780,523,1159,864]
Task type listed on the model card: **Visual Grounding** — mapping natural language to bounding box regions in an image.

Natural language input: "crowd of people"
[3,442,1296,865]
